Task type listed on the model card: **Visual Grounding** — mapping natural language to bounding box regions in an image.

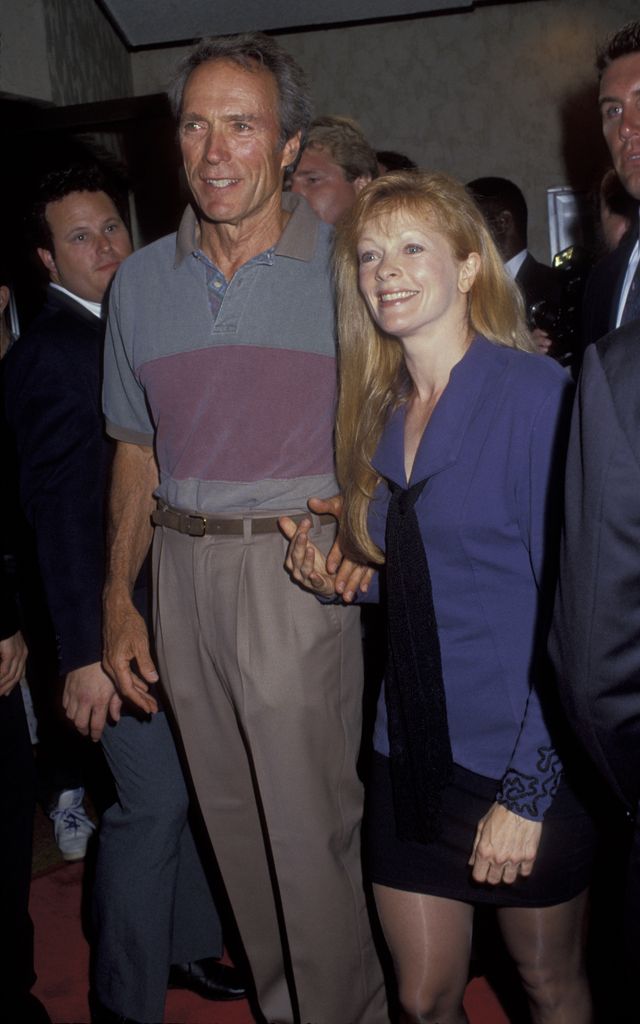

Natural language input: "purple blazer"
[364,335,573,821]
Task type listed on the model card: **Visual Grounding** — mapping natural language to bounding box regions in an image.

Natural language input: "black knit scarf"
[384,478,453,844]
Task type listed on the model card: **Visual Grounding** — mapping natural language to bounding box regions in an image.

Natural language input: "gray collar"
[174,191,320,268]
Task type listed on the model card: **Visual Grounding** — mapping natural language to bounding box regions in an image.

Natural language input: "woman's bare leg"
[373,883,474,1024]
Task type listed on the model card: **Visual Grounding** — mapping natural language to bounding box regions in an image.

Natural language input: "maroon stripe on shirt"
[140,344,337,483]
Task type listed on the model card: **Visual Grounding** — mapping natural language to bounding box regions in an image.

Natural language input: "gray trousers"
[93,708,223,1022]
[153,521,388,1024]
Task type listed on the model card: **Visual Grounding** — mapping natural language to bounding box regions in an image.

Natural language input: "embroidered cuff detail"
[496,747,562,820]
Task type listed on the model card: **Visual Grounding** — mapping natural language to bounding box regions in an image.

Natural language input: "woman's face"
[356,211,477,342]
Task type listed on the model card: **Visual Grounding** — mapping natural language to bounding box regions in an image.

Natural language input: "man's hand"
[102,588,159,715]
[0,630,28,697]
[280,495,375,602]
[469,802,542,885]
[62,662,122,742]
[280,514,339,598]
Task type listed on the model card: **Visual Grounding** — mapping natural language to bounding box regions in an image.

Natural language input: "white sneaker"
[49,788,96,861]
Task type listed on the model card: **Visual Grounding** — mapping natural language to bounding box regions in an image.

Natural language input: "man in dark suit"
[467,175,565,355]
[550,21,640,994]
[4,162,244,1023]
[550,321,640,981]
[581,21,640,351]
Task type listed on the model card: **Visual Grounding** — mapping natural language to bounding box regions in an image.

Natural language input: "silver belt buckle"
[184,513,207,537]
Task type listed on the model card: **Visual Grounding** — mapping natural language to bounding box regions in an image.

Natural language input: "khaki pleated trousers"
[152,521,388,1024]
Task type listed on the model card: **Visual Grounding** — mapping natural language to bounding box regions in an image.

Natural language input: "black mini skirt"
[365,752,596,907]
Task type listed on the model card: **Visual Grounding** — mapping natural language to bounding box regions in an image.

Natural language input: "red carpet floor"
[30,862,510,1023]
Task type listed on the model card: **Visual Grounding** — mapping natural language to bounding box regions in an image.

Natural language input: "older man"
[101,33,387,1024]
[291,114,377,224]
[4,163,241,1024]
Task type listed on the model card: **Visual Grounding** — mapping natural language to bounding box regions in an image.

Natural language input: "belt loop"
[310,512,327,536]
[242,517,252,543]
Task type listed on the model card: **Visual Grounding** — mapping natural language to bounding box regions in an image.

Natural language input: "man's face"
[600,52,640,201]
[291,146,370,225]
[179,59,300,228]
[38,191,132,303]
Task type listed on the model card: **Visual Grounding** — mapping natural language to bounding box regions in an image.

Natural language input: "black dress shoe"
[168,958,246,1001]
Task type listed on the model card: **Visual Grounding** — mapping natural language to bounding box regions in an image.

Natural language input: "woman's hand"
[469,802,542,885]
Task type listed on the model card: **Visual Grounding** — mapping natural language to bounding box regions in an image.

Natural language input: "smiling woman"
[356,214,479,356]
[285,171,596,1024]
[333,171,532,562]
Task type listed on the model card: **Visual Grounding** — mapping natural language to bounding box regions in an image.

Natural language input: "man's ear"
[352,174,372,195]
[281,132,301,172]
[37,247,59,283]
[0,285,9,316]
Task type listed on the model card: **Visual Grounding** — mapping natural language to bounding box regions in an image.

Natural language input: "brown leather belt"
[151,504,334,538]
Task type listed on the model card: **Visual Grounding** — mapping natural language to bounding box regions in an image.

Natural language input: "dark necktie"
[620,257,640,326]
[384,478,453,844]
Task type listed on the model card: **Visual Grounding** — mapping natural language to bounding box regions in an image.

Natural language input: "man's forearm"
[105,441,158,599]
[102,441,160,713]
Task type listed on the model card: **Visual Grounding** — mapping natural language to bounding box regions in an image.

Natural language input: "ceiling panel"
[99,0,474,49]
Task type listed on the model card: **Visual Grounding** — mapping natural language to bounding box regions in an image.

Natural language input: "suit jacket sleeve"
[550,325,640,811]
[0,558,20,643]
[5,315,112,674]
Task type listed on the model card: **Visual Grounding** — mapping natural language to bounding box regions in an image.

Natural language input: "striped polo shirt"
[103,193,339,516]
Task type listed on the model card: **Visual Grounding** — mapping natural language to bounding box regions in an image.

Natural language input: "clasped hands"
[279,495,374,602]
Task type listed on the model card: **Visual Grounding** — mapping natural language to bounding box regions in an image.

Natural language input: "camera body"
[528,246,591,366]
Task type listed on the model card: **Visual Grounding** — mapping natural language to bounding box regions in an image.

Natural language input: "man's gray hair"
[168,32,312,152]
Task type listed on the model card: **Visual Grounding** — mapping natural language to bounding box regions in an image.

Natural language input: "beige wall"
[132,0,639,259]
[0,0,51,102]
[44,0,132,104]
[1,0,638,258]
[0,0,131,105]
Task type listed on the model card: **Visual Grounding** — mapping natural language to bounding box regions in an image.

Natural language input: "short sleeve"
[103,270,155,445]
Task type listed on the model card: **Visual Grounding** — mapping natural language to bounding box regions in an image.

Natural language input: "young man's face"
[291,146,371,225]
[38,190,131,303]
[600,51,640,202]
